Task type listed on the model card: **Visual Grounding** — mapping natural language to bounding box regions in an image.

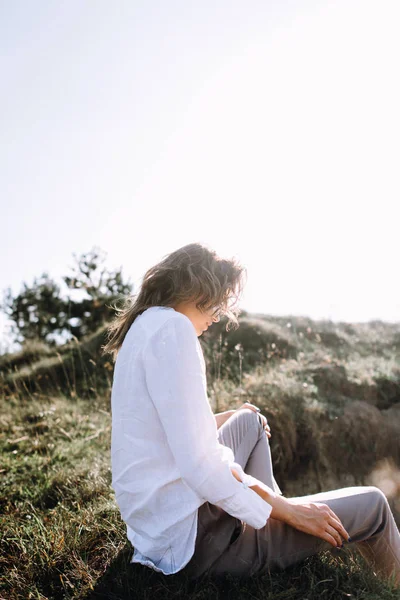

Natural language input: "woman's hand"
[237,402,260,414]
[237,403,271,438]
[231,469,350,549]
[214,410,235,429]
[284,498,350,548]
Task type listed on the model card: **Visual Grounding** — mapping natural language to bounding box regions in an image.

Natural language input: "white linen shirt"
[110,306,274,575]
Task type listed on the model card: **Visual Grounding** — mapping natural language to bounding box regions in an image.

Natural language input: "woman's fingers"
[238,402,260,413]
[317,505,349,543]
[320,509,349,546]
[237,404,272,437]
[259,415,271,437]
[330,517,350,542]
[327,508,350,541]
[321,530,342,548]
[325,523,344,547]
[261,417,270,430]
[289,502,350,548]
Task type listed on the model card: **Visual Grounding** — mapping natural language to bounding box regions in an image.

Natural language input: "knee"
[234,408,264,436]
[235,407,259,423]
[364,486,389,516]
[366,486,387,504]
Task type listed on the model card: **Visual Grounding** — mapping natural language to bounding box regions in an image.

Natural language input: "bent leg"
[297,486,400,587]
[181,410,277,581]
[209,486,400,587]
[217,409,281,493]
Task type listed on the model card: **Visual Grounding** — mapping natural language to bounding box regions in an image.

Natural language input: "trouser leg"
[209,485,400,587]
[287,486,400,586]
[325,487,400,586]
[181,409,280,580]
[217,408,281,493]
[186,410,400,585]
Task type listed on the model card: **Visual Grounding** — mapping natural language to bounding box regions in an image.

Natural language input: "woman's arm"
[230,468,350,548]
[215,403,271,437]
[214,410,235,429]
[143,317,273,529]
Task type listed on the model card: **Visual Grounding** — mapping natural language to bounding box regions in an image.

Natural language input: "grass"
[1,395,399,599]
[1,313,400,599]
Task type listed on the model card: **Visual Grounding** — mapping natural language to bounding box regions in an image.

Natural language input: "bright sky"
[1,0,399,352]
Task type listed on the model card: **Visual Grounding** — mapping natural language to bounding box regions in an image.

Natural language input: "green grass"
[1,393,399,600]
[1,313,400,598]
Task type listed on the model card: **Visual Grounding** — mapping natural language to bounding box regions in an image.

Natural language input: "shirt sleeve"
[143,315,275,529]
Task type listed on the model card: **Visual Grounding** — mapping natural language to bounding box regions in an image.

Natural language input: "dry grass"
[1,313,400,599]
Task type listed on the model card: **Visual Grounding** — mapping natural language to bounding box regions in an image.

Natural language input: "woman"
[102,242,400,586]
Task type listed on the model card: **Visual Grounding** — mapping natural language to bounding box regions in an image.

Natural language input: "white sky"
[1,0,399,352]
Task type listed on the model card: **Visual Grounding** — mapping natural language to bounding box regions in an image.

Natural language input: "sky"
[1,0,399,353]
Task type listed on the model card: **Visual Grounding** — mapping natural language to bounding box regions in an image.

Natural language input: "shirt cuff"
[223,480,273,528]
[217,461,275,529]
[232,462,278,499]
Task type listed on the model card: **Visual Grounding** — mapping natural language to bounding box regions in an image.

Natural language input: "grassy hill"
[1,311,399,599]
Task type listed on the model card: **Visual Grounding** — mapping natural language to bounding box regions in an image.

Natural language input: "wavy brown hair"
[101,242,247,361]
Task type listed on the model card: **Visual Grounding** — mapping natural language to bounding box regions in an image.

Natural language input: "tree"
[1,274,68,346]
[63,246,133,339]
[1,246,133,346]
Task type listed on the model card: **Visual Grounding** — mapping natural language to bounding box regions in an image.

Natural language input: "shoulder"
[143,311,205,370]
[166,312,196,335]
[147,311,197,349]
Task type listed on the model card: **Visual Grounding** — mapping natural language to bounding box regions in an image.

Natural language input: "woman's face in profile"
[172,300,221,336]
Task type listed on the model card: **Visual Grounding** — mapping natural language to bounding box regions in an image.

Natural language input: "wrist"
[215,410,235,429]
[273,495,297,524]
[250,485,295,524]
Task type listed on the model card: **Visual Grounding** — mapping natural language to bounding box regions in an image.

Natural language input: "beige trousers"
[181,409,400,586]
